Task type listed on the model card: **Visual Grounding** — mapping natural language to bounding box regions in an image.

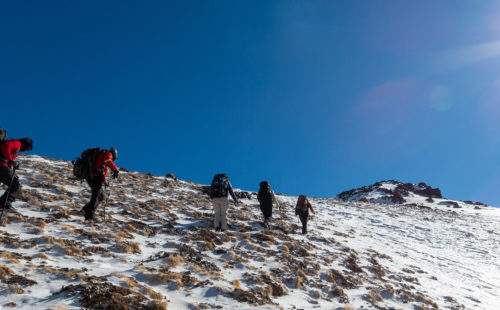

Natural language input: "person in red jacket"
[0,138,33,210]
[81,147,119,221]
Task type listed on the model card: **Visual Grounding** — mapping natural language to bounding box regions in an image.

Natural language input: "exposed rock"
[337,180,442,205]
[235,191,253,200]
[166,173,178,181]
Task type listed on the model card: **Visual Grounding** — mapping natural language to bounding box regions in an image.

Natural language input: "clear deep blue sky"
[2,1,500,206]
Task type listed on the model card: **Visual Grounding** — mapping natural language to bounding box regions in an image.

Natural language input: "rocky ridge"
[337,180,485,208]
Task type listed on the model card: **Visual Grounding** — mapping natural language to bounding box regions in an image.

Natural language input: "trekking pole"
[0,166,17,222]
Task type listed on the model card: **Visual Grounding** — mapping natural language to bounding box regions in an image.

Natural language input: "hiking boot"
[215,226,221,232]
[85,211,95,222]
[1,202,14,211]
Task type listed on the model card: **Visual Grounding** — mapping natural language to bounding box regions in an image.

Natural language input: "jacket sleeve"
[227,182,238,202]
[1,140,21,162]
[103,152,118,172]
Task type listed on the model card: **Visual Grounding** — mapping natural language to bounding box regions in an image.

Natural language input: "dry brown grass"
[310,289,321,299]
[297,269,307,280]
[258,284,273,297]
[51,209,72,220]
[114,241,141,254]
[365,289,383,305]
[9,284,25,294]
[125,223,137,232]
[144,285,165,301]
[143,271,183,287]
[51,306,69,310]
[163,253,185,268]
[40,236,65,247]
[149,301,168,310]
[232,279,241,289]
[0,264,14,279]
[36,219,47,230]
[107,231,123,242]
[0,251,20,264]
[415,292,439,309]
[113,273,141,288]
[65,245,84,257]
[295,276,303,288]
[40,266,79,280]
[200,269,222,280]
[384,284,395,295]
[60,223,76,234]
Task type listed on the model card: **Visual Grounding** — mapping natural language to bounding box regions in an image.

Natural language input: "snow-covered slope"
[0,155,498,309]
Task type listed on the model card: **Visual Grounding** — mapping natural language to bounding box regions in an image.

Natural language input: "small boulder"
[166,173,178,181]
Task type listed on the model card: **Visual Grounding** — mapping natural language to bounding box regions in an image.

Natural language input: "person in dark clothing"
[295,195,315,234]
[0,138,33,210]
[82,147,119,221]
[210,173,239,231]
[257,181,280,229]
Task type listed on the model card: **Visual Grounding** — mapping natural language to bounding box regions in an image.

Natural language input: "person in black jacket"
[257,181,280,229]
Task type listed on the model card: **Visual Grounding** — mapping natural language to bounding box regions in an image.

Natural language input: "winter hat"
[19,138,33,151]
[109,147,118,160]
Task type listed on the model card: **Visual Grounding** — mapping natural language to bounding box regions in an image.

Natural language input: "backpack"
[258,182,273,203]
[0,128,8,145]
[72,148,102,180]
[297,196,308,213]
[211,174,228,198]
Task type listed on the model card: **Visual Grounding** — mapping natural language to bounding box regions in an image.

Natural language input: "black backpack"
[0,128,8,144]
[299,196,309,212]
[211,174,228,198]
[258,181,273,203]
[72,148,102,180]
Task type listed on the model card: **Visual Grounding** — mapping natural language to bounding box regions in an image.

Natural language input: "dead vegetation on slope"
[0,155,447,309]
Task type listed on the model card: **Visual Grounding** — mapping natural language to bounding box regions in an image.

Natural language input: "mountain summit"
[337,180,486,209]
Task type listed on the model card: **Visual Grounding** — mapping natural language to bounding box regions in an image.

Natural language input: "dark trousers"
[259,201,273,220]
[83,177,105,219]
[299,211,308,234]
[0,165,20,208]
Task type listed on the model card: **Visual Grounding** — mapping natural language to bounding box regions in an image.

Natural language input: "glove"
[112,169,119,179]
[9,161,20,169]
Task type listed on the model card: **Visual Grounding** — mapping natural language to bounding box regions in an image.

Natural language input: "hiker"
[0,138,34,211]
[295,195,315,234]
[210,173,239,232]
[81,147,119,221]
[257,181,280,229]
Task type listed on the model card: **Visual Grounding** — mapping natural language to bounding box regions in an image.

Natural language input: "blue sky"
[2,1,500,206]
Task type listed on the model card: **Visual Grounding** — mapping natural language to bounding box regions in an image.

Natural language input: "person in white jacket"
[210,173,239,232]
